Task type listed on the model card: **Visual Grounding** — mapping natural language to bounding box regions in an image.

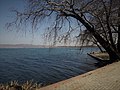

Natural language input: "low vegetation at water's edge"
[0,81,41,90]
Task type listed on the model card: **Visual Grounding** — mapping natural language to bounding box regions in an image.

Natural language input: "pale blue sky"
[0,0,45,45]
[0,0,82,46]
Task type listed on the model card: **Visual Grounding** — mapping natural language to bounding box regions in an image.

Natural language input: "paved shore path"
[38,61,120,90]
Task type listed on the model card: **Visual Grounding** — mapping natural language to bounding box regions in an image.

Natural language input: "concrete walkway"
[38,61,120,90]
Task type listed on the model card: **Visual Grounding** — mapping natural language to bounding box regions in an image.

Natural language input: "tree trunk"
[117,7,120,52]
[66,12,120,61]
[95,43,104,52]
[92,32,120,62]
[93,37,104,52]
[118,25,120,52]
[71,13,120,62]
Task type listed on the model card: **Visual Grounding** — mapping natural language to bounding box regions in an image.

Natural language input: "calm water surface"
[0,47,99,85]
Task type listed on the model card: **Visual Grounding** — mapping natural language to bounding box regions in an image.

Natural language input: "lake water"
[0,47,99,85]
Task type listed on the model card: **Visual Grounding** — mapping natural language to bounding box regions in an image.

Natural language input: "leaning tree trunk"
[118,25,120,53]
[72,13,120,62]
[117,7,120,53]
[93,37,104,52]
[92,31,120,62]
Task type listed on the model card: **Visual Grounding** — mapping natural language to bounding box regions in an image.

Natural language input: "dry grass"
[0,81,41,90]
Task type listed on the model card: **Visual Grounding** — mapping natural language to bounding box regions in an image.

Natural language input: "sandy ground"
[38,61,120,90]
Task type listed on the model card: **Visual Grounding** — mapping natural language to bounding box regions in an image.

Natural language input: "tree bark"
[93,37,104,52]
[117,7,120,52]
[118,25,120,52]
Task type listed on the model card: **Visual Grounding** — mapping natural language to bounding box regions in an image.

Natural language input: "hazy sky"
[0,0,46,45]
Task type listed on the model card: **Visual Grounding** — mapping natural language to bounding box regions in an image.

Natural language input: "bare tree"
[7,0,120,62]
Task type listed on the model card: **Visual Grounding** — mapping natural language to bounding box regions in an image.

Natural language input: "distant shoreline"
[0,44,97,48]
